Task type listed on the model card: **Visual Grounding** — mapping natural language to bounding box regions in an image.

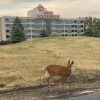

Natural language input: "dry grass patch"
[0,36,100,88]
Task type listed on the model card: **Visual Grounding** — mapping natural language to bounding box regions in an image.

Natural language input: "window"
[21,19,29,23]
[5,18,14,22]
[75,25,77,27]
[61,30,64,32]
[81,20,83,23]
[6,35,10,38]
[25,30,31,33]
[67,20,73,24]
[27,35,31,38]
[67,30,71,33]
[74,20,76,23]
[34,19,42,23]
[27,19,30,22]
[31,19,34,22]
[75,34,77,36]
[5,18,9,21]
[75,30,77,32]
[81,30,83,32]
[65,20,67,23]
[54,19,61,24]
[32,35,35,38]
[6,29,10,33]
[72,30,74,32]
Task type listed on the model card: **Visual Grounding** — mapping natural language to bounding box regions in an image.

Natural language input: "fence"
[0,77,100,100]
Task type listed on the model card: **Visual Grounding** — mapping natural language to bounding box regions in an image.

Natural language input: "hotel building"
[0,4,84,41]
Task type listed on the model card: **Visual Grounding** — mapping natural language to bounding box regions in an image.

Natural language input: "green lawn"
[0,36,100,88]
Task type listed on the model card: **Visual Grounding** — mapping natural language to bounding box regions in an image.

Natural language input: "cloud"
[89,10,100,15]
[0,0,100,17]
[0,0,48,3]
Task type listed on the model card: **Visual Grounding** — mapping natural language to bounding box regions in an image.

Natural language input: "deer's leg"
[61,76,65,91]
[47,75,53,89]
[47,76,51,88]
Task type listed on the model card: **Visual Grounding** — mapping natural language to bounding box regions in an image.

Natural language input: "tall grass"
[0,36,100,88]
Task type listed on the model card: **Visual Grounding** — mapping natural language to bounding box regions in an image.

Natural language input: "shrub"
[40,30,49,37]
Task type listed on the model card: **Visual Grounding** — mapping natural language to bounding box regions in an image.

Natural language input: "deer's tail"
[45,69,49,77]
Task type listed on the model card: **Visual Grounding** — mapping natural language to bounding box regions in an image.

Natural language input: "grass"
[0,36,100,88]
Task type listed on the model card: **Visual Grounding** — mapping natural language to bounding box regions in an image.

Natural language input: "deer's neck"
[67,67,71,70]
[67,67,72,74]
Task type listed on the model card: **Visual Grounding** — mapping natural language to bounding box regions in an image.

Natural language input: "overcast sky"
[0,0,100,18]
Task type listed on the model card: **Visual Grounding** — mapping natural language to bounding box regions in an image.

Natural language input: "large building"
[0,4,84,41]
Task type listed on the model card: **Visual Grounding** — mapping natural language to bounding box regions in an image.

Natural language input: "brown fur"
[45,60,74,90]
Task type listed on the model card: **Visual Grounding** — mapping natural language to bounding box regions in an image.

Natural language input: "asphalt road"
[0,89,100,100]
[53,90,100,100]
[68,91,100,100]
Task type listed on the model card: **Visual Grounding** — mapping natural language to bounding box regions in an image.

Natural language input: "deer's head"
[67,60,74,68]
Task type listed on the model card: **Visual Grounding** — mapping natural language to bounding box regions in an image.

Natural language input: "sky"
[0,0,100,18]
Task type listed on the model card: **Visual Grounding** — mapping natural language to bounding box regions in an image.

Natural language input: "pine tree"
[84,17,100,37]
[11,17,26,43]
[95,20,100,37]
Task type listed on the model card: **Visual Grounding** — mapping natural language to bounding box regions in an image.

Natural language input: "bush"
[0,84,6,88]
[51,33,60,37]
[0,40,11,45]
[40,30,49,37]
[11,17,26,43]
[0,40,5,45]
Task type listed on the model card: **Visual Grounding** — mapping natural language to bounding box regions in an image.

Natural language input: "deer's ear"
[71,61,74,64]
[68,60,70,64]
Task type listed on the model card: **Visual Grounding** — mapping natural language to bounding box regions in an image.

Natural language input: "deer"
[45,60,74,91]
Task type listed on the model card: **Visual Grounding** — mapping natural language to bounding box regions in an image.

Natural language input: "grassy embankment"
[0,36,100,88]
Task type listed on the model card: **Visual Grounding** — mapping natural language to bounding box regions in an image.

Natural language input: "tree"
[84,17,100,37]
[40,29,49,37]
[94,20,100,37]
[84,26,94,36]
[11,17,26,43]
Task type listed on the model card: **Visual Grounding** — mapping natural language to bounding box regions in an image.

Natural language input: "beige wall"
[0,17,2,41]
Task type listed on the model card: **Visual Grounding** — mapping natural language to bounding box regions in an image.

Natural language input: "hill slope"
[0,36,100,88]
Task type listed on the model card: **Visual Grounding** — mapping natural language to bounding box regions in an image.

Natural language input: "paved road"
[52,90,100,100]
[68,91,100,100]
[0,89,100,100]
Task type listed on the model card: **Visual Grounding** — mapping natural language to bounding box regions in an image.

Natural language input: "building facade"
[0,5,84,41]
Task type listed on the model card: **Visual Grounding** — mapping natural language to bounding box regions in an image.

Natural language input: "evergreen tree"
[84,17,100,37]
[95,20,100,37]
[11,17,26,43]
[40,29,49,37]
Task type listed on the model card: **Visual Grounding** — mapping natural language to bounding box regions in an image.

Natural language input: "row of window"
[6,34,82,39]
[6,29,84,33]
[25,30,41,33]
[52,30,83,33]
[6,35,39,38]
[51,25,84,28]
[62,34,80,36]
[52,20,83,24]
[6,30,83,39]
[6,29,41,33]
[5,24,84,29]
[5,18,84,24]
